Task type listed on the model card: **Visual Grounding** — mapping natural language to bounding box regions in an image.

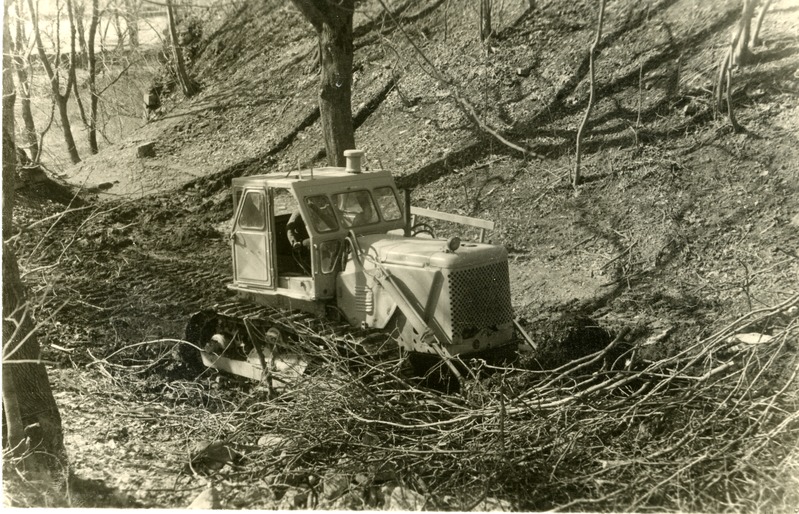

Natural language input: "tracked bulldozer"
[185,150,521,385]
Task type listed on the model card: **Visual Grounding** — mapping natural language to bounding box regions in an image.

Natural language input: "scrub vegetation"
[3,0,798,510]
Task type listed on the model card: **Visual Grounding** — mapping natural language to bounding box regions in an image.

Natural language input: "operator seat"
[286,211,311,274]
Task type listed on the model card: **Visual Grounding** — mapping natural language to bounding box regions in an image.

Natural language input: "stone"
[278,488,308,510]
[137,142,156,158]
[331,491,363,510]
[471,497,513,511]
[187,487,220,509]
[384,485,426,511]
[257,434,287,451]
[189,440,240,470]
[516,66,532,77]
[322,473,350,500]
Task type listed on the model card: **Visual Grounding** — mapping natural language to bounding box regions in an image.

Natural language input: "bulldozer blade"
[200,349,308,389]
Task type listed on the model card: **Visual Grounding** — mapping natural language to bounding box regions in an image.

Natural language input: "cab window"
[319,240,341,273]
[332,190,379,228]
[373,187,402,221]
[238,191,265,229]
[304,195,339,233]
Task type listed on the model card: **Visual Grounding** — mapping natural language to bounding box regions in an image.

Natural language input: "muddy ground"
[5,0,799,510]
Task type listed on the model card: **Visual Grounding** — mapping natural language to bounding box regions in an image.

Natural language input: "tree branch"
[573,0,606,189]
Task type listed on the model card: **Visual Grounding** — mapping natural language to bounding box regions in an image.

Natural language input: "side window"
[304,195,339,233]
[332,190,379,228]
[319,240,341,274]
[373,187,402,221]
[238,191,265,229]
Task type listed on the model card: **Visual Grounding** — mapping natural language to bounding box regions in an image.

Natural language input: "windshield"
[304,195,339,233]
[332,190,379,228]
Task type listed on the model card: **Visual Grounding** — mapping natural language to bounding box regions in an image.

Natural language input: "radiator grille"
[355,285,373,313]
[449,261,513,339]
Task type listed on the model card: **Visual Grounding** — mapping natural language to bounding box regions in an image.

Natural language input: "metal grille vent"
[449,261,513,338]
[355,285,374,313]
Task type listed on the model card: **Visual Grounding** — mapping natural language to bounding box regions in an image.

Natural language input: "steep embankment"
[59,0,799,321]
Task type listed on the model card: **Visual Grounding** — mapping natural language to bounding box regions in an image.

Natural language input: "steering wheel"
[411,223,435,238]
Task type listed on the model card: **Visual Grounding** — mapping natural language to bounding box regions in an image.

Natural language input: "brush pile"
[97,294,799,511]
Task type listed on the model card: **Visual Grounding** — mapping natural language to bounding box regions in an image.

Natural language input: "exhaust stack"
[344,149,364,174]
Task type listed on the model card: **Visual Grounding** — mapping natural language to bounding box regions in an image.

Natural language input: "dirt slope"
[7,0,799,509]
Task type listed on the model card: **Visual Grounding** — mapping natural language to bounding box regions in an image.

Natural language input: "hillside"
[7,0,799,510]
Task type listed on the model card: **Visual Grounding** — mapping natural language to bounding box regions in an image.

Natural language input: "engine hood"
[358,233,508,269]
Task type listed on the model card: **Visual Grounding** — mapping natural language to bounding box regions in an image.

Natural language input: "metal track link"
[210,301,398,362]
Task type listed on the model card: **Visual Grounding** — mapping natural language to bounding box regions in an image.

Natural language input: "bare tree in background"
[110,0,125,49]
[732,0,758,66]
[9,0,40,160]
[166,0,198,97]
[3,1,67,475]
[27,0,82,164]
[87,0,100,153]
[730,0,772,66]
[123,0,140,47]
[291,0,356,167]
[72,0,88,66]
[480,0,491,42]
[715,0,771,131]
[69,0,90,129]
[751,0,772,47]
[573,0,606,188]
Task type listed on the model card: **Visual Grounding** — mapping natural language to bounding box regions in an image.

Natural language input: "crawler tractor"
[185,150,520,384]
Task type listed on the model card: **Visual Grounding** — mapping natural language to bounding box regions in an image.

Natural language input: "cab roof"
[232,167,395,190]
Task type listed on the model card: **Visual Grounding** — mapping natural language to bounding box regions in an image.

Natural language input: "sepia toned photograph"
[2,0,798,510]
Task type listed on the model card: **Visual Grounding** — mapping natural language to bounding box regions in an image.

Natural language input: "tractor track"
[208,300,395,356]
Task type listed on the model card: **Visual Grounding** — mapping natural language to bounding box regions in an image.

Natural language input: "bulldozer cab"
[228,165,406,310]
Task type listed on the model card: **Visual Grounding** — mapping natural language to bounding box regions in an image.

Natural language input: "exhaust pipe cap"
[344,149,365,174]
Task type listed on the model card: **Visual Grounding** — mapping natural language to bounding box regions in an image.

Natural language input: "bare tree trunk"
[291,0,355,166]
[68,0,88,126]
[2,4,66,472]
[11,0,39,159]
[27,0,81,163]
[3,0,17,233]
[2,244,68,473]
[55,96,80,160]
[725,63,742,133]
[73,0,87,66]
[480,0,492,42]
[716,0,759,126]
[573,0,606,189]
[124,0,139,47]
[732,0,757,66]
[751,0,772,47]
[88,0,99,153]
[318,14,355,166]
[166,0,198,97]
[112,0,125,50]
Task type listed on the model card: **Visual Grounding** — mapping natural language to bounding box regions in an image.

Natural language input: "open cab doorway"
[230,185,322,307]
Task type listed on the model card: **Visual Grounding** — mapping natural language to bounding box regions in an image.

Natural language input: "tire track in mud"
[79,256,228,311]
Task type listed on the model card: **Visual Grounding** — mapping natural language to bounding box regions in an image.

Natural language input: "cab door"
[232,188,275,288]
